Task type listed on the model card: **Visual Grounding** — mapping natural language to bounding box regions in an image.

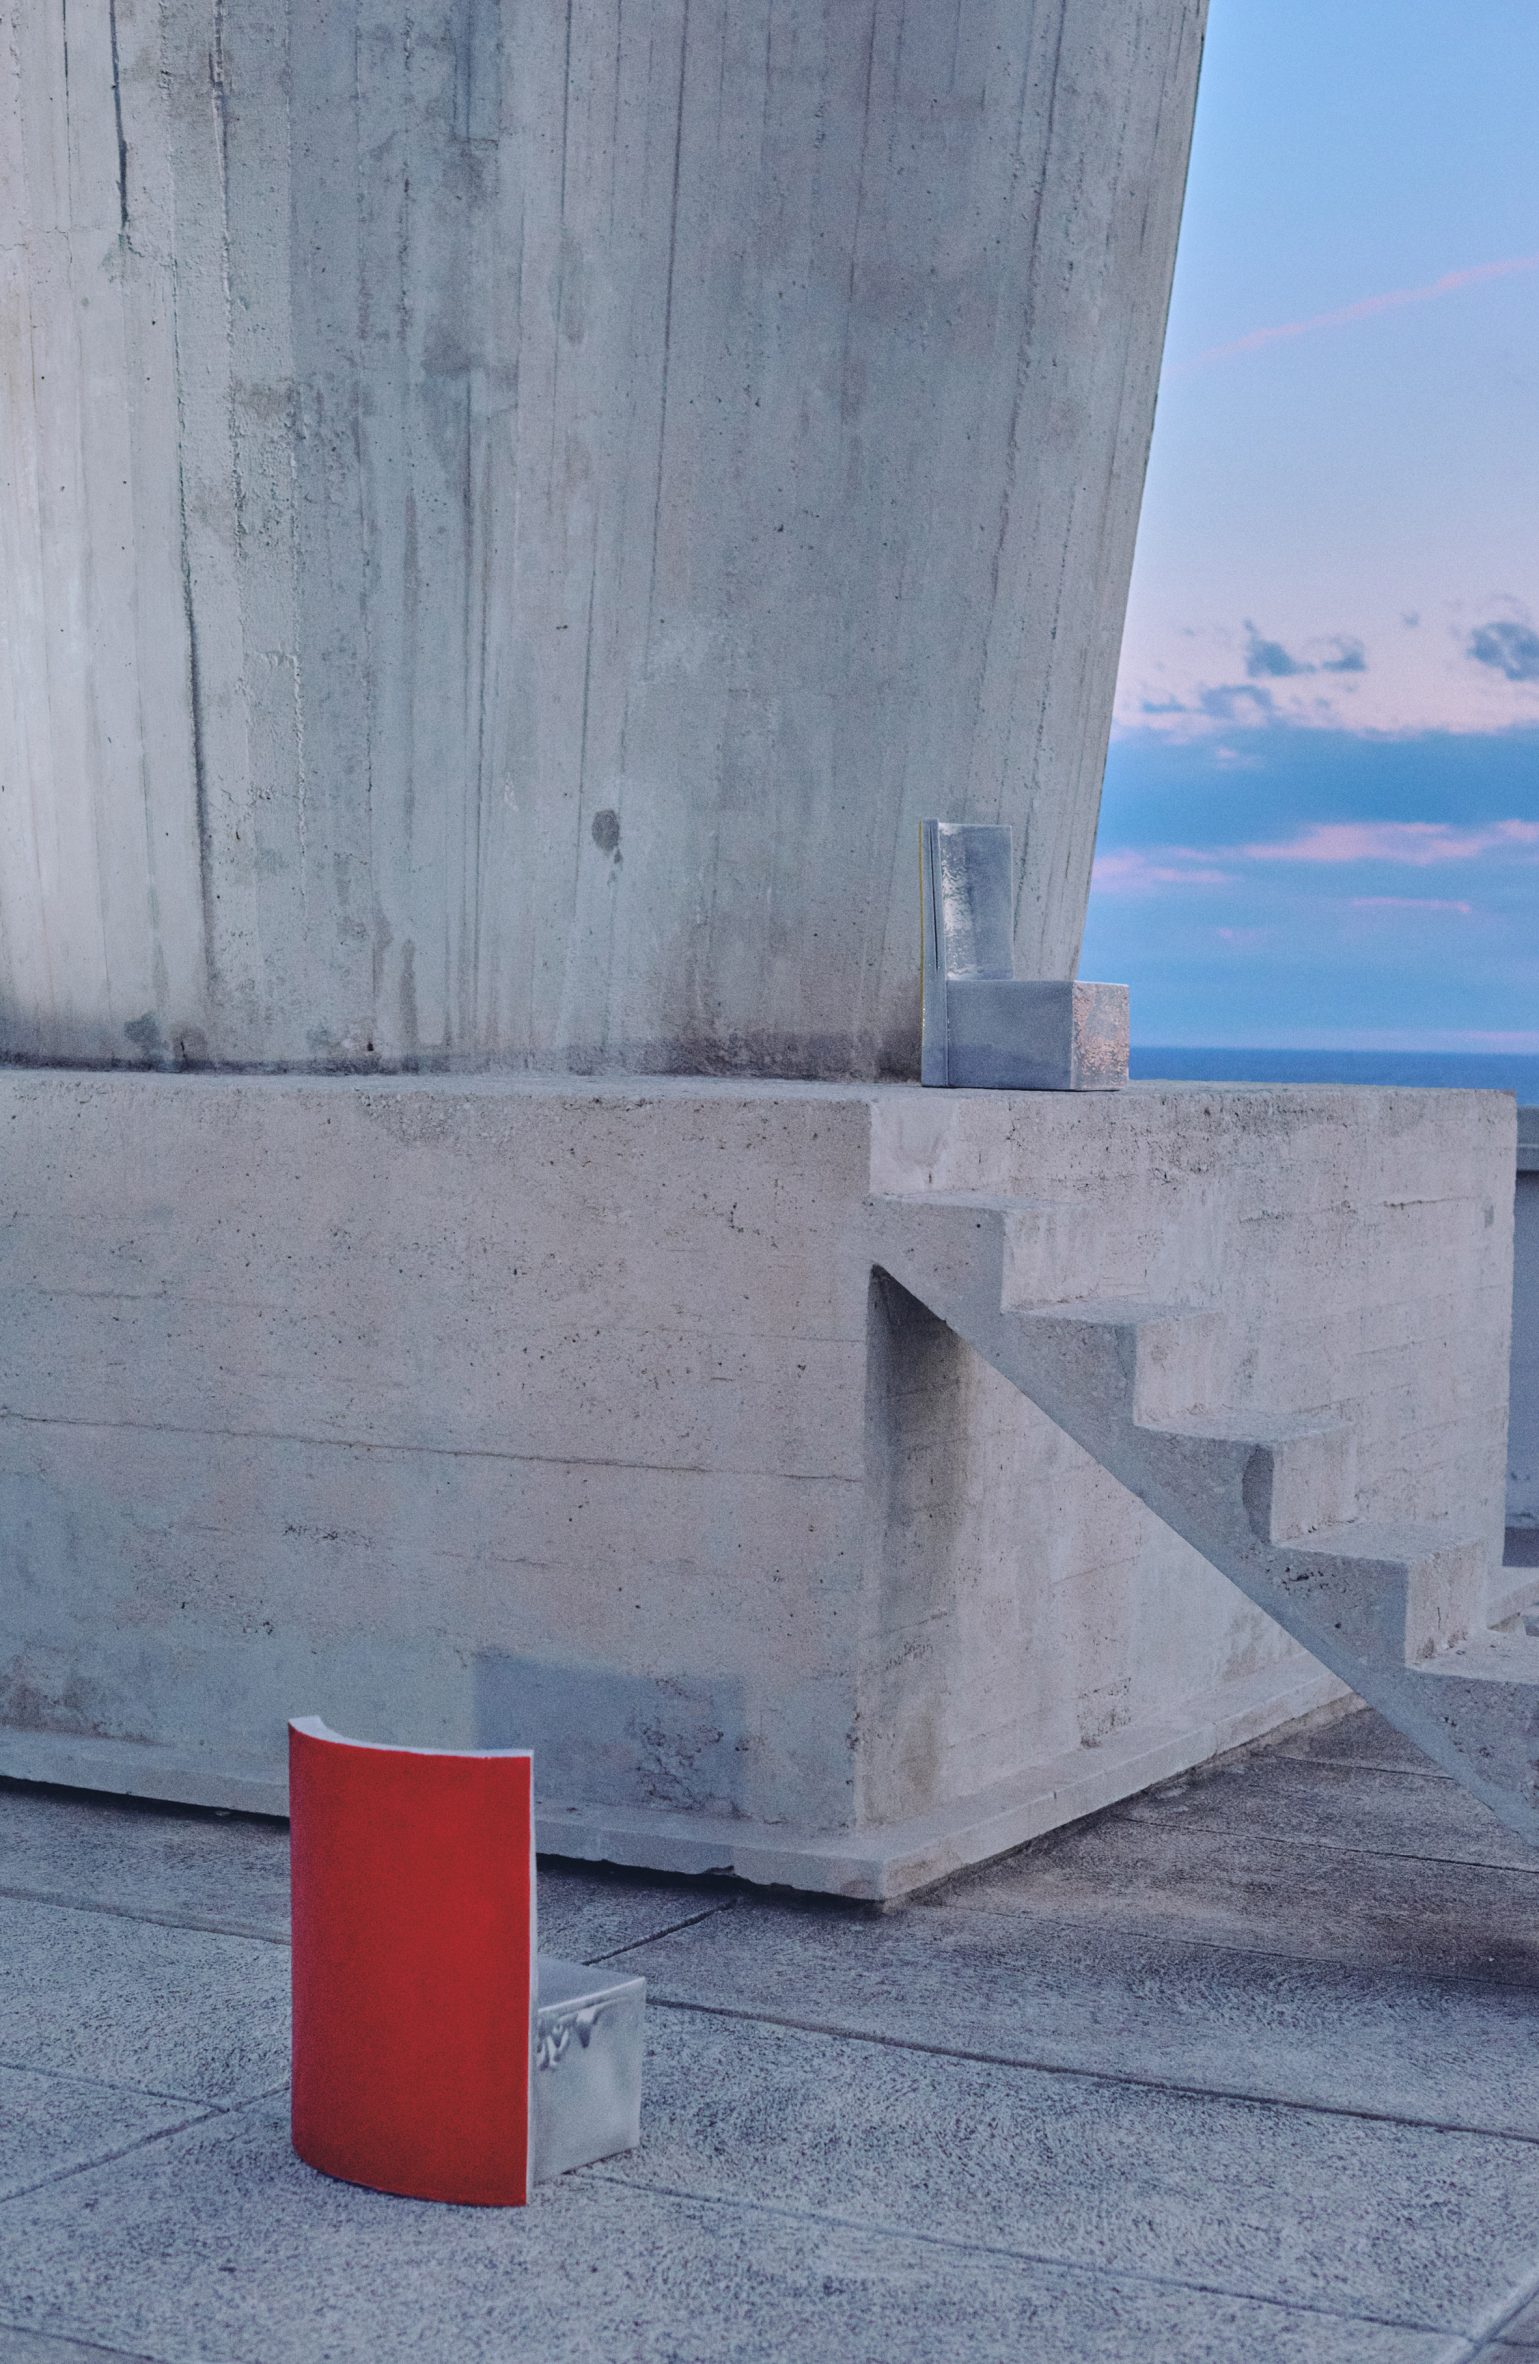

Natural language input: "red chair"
[289,1718,644,2205]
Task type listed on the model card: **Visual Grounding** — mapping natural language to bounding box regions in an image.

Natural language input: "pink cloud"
[1175,251,1539,373]
[1240,820,1539,866]
[1090,849,1234,893]
[1349,895,1475,914]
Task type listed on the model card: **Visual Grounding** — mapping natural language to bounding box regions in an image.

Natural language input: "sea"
[1130,1047,1539,1106]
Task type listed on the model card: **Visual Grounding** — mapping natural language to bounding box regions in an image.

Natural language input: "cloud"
[1228,627,1369,695]
[1091,849,1235,894]
[1469,620,1539,683]
[1197,682,1276,723]
[1091,819,1539,898]
[1240,819,1539,865]
[1245,626,1307,679]
[1173,250,1539,373]
[1349,896,1474,914]
[1319,639,1367,674]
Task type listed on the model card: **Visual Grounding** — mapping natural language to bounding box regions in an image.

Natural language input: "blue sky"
[1081,0,1539,1049]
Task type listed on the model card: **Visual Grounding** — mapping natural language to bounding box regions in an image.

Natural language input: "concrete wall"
[2,0,1206,1080]
[1509,1112,1539,1535]
[0,1072,1512,1893]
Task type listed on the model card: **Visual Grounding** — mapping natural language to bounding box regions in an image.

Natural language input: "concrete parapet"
[0,1073,1514,1894]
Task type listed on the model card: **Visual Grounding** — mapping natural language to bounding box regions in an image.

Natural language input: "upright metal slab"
[533,1958,647,2182]
[921,821,1127,1090]
[921,820,1017,1085]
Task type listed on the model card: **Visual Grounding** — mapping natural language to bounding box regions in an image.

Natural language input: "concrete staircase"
[871,1191,1539,1846]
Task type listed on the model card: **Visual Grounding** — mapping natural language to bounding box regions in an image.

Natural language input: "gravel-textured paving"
[1,1709,1537,2362]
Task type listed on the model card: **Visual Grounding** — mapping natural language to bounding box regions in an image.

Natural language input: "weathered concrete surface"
[866,1152,1537,1845]
[0,1071,1515,1892]
[0,0,1205,1079]
[1507,1113,1539,1535]
[1,1714,1539,2359]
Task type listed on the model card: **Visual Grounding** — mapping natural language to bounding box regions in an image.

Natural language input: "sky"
[1079,0,1539,1051]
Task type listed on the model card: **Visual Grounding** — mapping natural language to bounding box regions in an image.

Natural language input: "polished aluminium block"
[921,821,1127,1090]
[946,978,1130,1092]
[534,1958,647,2182]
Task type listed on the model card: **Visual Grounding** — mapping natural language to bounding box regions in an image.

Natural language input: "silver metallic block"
[945,977,1129,1091]
[533,1955,646,2182]
[921,820,1127,1090]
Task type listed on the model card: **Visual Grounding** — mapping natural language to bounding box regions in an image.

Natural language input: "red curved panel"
[289,1719,535,2206]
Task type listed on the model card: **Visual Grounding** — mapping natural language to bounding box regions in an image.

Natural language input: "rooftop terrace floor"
[0,1707,1538,2362]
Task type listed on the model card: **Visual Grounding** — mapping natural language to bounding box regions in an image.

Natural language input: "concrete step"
[1400,1634,1539,1838]
[871,1192,1074,1317]
[868,1188,1536,1847]
[1264,1519,1485,1665]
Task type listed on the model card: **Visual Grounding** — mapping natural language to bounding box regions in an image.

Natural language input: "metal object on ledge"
[921,820,1128,1090]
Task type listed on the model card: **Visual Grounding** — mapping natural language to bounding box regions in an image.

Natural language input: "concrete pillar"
[1,0,1205,1079]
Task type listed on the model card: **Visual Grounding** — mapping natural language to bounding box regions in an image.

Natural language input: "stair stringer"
[870,1193,1539,1847]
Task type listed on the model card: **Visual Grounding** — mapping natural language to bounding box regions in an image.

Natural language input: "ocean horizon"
[1130,1046,1539,1102]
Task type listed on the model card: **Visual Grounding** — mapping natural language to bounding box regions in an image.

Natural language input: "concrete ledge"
[536,1658,1347,1898]
[0,1657,1346,1900]
[0,1728,284,1817]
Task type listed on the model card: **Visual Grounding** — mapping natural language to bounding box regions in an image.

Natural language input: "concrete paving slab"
[0,2096,1466,2364]
[0,1783,727,1964]
[534,1863,735,1964]
[1278,1709,1454,1777]
[0,1898,287,2104]
[0,1785,289,1941]
[1487,2290,1539,2347]
[612,1896,1539,2135]
[0,2332,158,2362]
[0,2066,202,2204]
[936,1812,1539,1985]
[1119,1753,1539,1873]
[612,2010,1539,2332]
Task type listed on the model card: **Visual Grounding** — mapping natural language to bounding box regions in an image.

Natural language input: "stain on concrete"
[474,1654,747,1816]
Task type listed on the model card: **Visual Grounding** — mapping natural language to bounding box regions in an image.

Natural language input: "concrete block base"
[0,1656,1344,1900]
[0,1071,1513,1895]
[943,980,1129,1092]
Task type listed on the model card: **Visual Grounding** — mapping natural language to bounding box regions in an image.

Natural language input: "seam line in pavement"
[1274,1751,1454,1783]
[0,1883,288,1946]
[0,2052,232,2109]
[0,1880,739,1961]
[638,1991,1539,2145]
[578,2163,1464,2340]
[0,2314,166,2362]
[0,2084,289,2211]
[1081,1823,1539,1880]
[582,1898,739,1962]
[1462,2258,1539,2355]
[915,1893,1539,1994]
[0,2111,231,2210]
